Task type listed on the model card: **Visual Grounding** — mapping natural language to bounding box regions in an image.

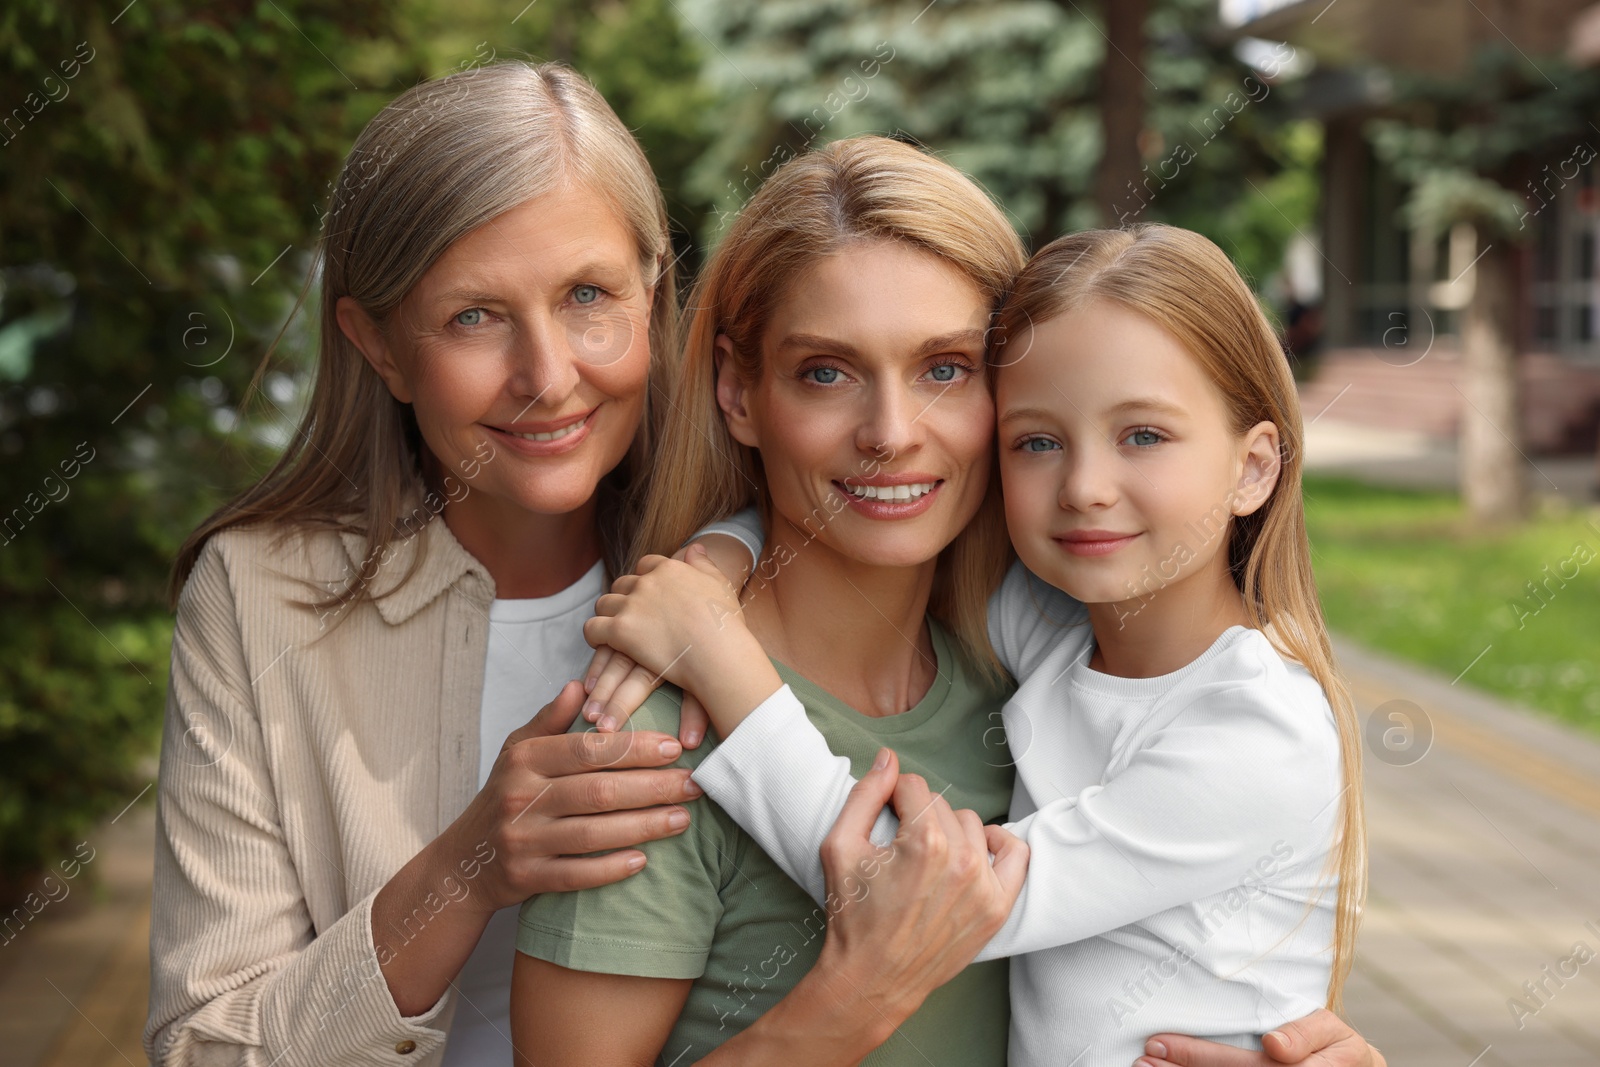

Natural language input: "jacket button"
[395,1039,417,1054]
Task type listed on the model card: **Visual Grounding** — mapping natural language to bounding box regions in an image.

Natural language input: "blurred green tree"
[0,0,406,896]
[673,0,1312,267]
[0,0,716,900]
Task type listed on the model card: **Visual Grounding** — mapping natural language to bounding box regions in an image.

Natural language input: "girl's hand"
[582,644,712,746]
[579,534,754,746]
[583,546,767,729]
[808,749,1030,1029]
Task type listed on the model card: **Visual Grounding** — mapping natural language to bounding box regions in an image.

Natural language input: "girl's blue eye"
[929,363,962,383]
[807,366,842,385]
[573,285,601,304]
[1020,436,1059,453]
[1124,428,1163,447]
[454,308,484,326]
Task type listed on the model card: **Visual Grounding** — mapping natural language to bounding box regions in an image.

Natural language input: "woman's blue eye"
[1125,428,1163,447]
[929,363,961,383]
[807,366,842,385]
[454,308,484,326]
[573,285,601,304]
[1020,437,1059,453]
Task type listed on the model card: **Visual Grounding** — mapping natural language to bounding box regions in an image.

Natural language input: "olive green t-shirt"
[517,621,1017,1066]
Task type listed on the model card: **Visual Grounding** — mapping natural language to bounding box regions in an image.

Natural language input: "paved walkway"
[5,639,1600,1065]
[1304,418,1597,503]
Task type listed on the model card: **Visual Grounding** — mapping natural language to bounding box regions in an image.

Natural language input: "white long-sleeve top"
[692,560,1344,1065]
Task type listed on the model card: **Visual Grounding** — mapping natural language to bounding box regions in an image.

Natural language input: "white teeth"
[843,481,937,501]
[511,415,588,442]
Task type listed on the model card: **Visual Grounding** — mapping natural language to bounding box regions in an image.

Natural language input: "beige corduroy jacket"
[145,518,502,1067]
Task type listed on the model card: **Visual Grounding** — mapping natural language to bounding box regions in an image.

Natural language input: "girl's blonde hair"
[995,223,1365,1010]
[171,61,676,605]
[631,135,1024,679]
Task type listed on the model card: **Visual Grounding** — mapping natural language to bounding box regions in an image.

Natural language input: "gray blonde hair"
[173,61,676,605]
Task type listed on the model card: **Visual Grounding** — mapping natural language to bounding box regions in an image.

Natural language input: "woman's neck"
[741,515,940,718]
[1084,556,1250,678]
[442,492,602,599]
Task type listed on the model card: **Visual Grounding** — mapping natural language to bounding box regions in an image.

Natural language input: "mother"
[512,135,1384,1067]
[145,62,1004,1067]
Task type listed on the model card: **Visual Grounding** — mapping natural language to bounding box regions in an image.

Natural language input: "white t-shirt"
[440,560,606,1067]
[694,560,1344,1066]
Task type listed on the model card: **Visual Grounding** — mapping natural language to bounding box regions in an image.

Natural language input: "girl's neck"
[1084,558,1251,678]
[442,492,602,599]
[740,514,939,718]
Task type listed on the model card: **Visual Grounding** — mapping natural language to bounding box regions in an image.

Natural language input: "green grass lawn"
[1304,475,1600,736]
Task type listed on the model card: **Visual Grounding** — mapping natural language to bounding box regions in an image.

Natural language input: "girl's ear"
[1231,420,1281,517]
[337,296,413,404]
[714,335,760,448]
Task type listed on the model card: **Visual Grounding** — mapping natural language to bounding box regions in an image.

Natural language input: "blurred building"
[1226,0,1600,455]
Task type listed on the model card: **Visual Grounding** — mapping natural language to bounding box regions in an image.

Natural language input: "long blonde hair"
[995,224,1365,1009]
[632,135,1023,679]
[171,61,676,605]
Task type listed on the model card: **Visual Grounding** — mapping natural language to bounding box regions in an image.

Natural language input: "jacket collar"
[337,515,495,626]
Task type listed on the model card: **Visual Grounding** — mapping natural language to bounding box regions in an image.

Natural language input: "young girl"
[584,223,1366,1065]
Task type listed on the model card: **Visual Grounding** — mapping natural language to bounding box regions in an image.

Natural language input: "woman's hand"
[694,747,1030,1066]
[373,681,702,1015]
[807,748,1030,1034]
[1138,1012,1385,1067]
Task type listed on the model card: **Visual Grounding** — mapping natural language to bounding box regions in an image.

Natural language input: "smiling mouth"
[494,412,592,442]
[836,480,942,502]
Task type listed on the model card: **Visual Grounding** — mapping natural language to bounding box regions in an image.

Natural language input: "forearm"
[692,686,898,903]
[683,629,786,739]
[699,958,903,1067]
[371,827,497,1016]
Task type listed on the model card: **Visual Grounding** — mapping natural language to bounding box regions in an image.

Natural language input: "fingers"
[1139,1033,1262,1067]
[685,542,733,584]
[537,806,691,855]
[583,647,615,694]
[890,771,942,833]
[678,692,710,749]
[507,681,586,747]
[515,728,682,778]
[595,663,665,732]
[584,648,639,723]
[827,748,899,846]
[531,851,649,894]
[635,553,671,574]
[954,807,987,858]
[984,825,1030,899]
[1260,1010,1363,1065]
[538,767,703,817]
